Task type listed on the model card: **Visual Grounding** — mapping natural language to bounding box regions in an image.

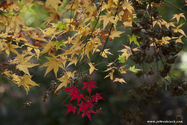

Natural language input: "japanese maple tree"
[0,0,187,123]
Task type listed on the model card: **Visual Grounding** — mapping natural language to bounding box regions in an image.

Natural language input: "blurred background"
[0,0,187,125]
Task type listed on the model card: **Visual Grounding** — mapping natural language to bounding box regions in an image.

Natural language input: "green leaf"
[118,55,126,63]
[127,34,140,47]
[129,65,141,73]
[57,21,68,31]
[54,40,66,50]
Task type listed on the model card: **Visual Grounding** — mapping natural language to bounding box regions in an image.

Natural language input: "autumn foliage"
[0,0,187,123]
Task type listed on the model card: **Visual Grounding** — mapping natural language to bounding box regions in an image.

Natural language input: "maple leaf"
[81,109,95,121]
[175,35,184,44]
[8,55,38,75]
[119,65,128,74]
[67,57,78,67]
[56,74,70,91]
[104,69,114,80]
[78,101,94,114]
[118,45,132,60]
[64,103,77,114]
[129,65,141,73]
[64,86,84,103]
[122,0,134,14]
[41,56,64,77]
[45,0,62,10]
[91,93,103,103]
[104,66,117,72]
[82,81,98,95]
[64,86,79,96]
[109,30,124,40]
[118,55,126,63]
[122,9,133,24]
[96,49,113,58]
[171,13,186,23]
[127,34,140,47]
[118,44,140,60]
[78,100,96,120]
[101,0,115,11]
[3,42,19,57]
[100,13,115,29]
[16,57,38,75]
[161,19,175,29]
[71,94,85,103]
[161,36,171,44]
[88,62,98,74]
[13,74,39,94]
[172,23,187,37]
[113,78,127,84]
[53,40,66,50]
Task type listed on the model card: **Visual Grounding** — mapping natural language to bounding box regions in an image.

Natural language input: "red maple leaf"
[78,101,94,114]
[82,81,98,95]
[71,93,85,103]
[64,103,77,114]
[64,86,84,103]
[81,109,95,121]
[91,93,103,103]
[64,86,79,96]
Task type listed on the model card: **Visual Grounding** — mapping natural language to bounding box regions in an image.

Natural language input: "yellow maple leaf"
[96,49,113,58]
[13,74,39,94]
[122,0,134,14]
[175,35,184,44]
[113,78,127,84]
[104,66,117,72]
[101,0,115,11]
[56,74,70,91]
[67,57,78,67]
[41,40,56,55]
[100,13,115,29]
[45,0,62,10]
[39,24,57,37]
[161,19,175,29]
[24,43,40,59]
[66,71,76,79]
[104,70,114,80]
[118,45,132,60]
[129,65,141,73]
[161,36,171,44]
[172,23,187,37]
[16,56,39,75]
[118,45,140,60]
[2,70,13,77]
[3,41,19,57]
[88,62,98,74]
[171,13,186,23]
[119,65,128,74]
[41,56,64,77]
[109,30,124,40]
